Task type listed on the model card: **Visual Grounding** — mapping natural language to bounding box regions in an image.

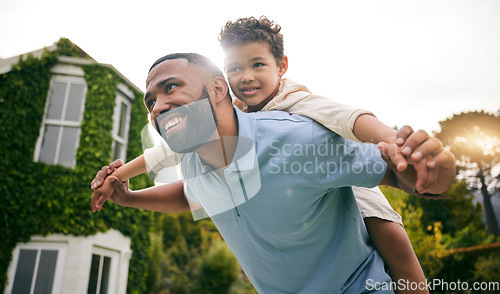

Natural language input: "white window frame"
[87,247,119,294]
[34,75,87,168]
[111,85,133,161]
[5,242,67,294]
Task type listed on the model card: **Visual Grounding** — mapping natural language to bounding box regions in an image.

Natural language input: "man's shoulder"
[245,110,334,137]
[247,109,312,123]
[248,110,336,140]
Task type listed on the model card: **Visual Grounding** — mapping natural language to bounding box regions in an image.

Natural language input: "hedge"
[0,38,154,293]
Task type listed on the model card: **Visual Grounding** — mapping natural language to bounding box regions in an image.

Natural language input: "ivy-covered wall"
[0,39,154,293]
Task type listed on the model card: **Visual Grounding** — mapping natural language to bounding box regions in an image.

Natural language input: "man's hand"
[90,159,124,190]
[91,160,131,212]
[379,126,456,197]
[91,176,131,212]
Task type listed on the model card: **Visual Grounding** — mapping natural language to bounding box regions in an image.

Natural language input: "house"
[0,39,154,294]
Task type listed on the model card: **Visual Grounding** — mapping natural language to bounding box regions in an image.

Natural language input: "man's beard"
[156,87,219,154]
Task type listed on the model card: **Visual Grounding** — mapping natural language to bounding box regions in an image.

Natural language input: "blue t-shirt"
[182,108,393,293]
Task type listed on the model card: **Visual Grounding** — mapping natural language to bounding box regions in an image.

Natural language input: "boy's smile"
[224,41,287,111]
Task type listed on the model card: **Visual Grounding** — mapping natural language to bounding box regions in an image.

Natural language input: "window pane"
[112,142,123,161]
[12,249,37,294]
[46,82,67,120]
[87,254,100,294]
[33,250,58,294]
[39,125,60,165]
[64,84,85,122]
[118,102,128,139]
[99,257,111,294]
[58,127,79,168]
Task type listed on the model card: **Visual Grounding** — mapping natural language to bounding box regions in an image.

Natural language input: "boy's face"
[224,41,287,110]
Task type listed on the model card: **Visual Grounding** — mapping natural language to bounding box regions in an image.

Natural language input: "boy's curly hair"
[219,16,284,63]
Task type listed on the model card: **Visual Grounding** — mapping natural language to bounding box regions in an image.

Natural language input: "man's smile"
[160,115,185,134]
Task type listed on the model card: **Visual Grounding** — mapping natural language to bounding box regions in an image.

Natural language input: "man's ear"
[278,55,288,77]
[211,77,230,104]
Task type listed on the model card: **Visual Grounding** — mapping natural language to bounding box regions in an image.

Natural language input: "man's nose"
[152,95,172,118]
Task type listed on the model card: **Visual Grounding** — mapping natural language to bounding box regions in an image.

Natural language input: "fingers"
[401,129,430,157]
[93,176,128,212]
[410,137,443,164]
[92,176,117,212]
[94,191,111,212]
[108,159,124,174]
[412,159,428,194]
[426,147,456,169]
[395,125,414,147]
[90,160,124,190]
[378,142,408,171]
[91,189,104,213]
[409,136,446,193]
[413,145,456,194]
[384,126,456,196]
[91,166,111,190]
[94,177,116,211]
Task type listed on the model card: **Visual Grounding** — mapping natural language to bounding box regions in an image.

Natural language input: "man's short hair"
[149,53,230,100]
[219,16,284,63]
[149,53,225,79]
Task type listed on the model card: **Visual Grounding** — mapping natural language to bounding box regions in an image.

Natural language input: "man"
[91,53,455,293]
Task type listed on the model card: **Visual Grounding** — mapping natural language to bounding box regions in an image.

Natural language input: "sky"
[1,0,499,133]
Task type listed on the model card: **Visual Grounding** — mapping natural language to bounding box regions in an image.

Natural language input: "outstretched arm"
[90,157,147,190]
[91,161,189,213]
[354,114,397,145]
[354,114,411,172]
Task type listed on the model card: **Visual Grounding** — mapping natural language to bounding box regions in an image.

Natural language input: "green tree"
[381,187,447,277]
[195,238,240,294]
[474,254,500,283]
[407,181,484,236]
[435,111,500,236]
[145,212,250,294]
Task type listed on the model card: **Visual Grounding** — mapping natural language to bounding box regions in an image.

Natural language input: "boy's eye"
[227,66,240,73]
[254,63,265,68]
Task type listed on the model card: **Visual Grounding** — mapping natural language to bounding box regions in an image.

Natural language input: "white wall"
[5,229,132,294]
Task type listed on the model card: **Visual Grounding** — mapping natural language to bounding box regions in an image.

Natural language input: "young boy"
[92,16,434,293]
[220,16,428,293]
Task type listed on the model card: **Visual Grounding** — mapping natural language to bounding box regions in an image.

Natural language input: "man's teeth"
[164,117,182,131]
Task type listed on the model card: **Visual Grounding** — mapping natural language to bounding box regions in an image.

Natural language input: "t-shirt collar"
[229,107,257,172]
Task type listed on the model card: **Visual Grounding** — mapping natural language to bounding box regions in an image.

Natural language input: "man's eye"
[166,83,178,92]
[146,100,155,111]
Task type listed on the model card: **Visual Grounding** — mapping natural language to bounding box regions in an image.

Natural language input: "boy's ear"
[211,77,230,104]
[278,55,289,77]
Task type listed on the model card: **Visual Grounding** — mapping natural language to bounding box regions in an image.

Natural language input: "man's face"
[145,59,218,153]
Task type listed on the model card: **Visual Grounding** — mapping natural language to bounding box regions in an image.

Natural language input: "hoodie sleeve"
[265,79,374,143]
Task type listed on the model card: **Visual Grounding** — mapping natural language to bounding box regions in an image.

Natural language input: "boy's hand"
[379,126,456,197]
[379,126,412,172]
